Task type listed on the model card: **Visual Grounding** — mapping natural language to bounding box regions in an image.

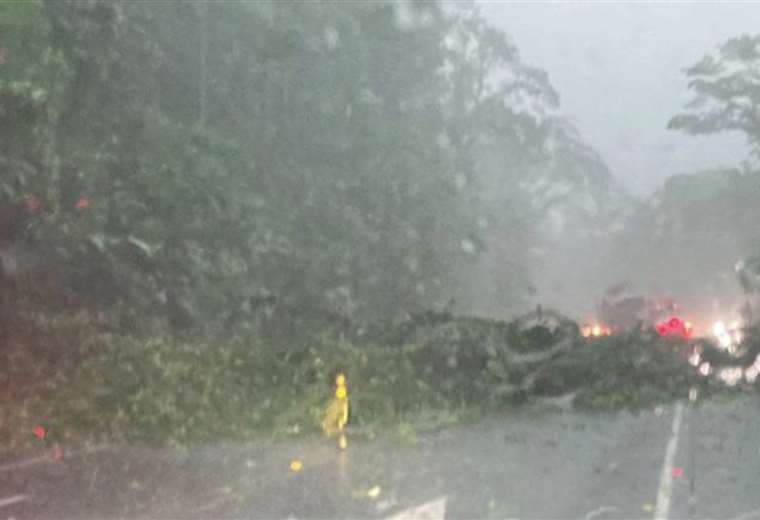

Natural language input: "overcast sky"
[481,1,758,196]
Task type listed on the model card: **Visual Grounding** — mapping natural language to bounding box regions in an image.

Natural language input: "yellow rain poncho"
[322,373,349,449]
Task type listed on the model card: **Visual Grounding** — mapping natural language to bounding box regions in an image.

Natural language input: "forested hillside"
[0,1,620,332]
[2,1,760,455]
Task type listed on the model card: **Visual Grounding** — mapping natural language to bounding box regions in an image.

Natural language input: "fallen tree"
[357,307,753,412]
[1,306,757,453]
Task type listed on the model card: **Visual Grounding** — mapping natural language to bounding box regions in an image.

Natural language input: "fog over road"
[483,1,755,197]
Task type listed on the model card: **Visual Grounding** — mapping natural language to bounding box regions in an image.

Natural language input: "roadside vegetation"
[4,305,759,457]
[2,2,760,457]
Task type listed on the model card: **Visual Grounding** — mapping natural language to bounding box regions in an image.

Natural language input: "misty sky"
[483,2,758,196]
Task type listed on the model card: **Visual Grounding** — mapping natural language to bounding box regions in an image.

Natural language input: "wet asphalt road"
[2,396,760,519]
[669,397,760,520]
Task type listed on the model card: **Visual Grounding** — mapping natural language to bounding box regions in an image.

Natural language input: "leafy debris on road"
[1,308,758,455]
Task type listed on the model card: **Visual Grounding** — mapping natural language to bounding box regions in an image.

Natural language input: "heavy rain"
[2,1,760,519]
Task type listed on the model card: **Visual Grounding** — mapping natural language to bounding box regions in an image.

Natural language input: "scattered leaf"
[25,194,41,213]
[88,234,107,252]
[126,235,161,257]
[51,444,64,461]
[75,196,90,211]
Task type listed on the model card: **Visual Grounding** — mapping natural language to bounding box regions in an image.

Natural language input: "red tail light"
[657,316,692,339]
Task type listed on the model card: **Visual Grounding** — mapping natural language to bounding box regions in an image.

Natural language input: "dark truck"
[598,283,679,334]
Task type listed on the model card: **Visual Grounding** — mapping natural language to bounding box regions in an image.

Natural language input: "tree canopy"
[0,0,618,333]
[668,34,760,159]
[665,33,760,305]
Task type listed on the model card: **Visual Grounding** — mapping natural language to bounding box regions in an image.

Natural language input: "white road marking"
[585,505,620,520]
[385,496,447,520]
[0,494,30,509]
[654,402,684,520]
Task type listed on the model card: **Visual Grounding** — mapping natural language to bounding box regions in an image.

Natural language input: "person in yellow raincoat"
[322,372,349,449]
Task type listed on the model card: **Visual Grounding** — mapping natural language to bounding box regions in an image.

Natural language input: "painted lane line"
[654,402,684,520]
[585,505,620,520]
[385,496,447,520]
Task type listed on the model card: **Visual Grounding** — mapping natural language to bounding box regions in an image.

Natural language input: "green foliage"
[6,308,749,455]
[3,0,702,457]
[571,334,697,411]
[605,165,760,311]
[1,0,620,329]
[669,33,760,307]
[1,306,758,464]
[668,34,760,158]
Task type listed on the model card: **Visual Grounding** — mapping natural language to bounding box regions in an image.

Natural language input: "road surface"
[1,396,759,519]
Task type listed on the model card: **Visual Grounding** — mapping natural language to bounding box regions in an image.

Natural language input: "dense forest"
[2,0,760,451]
[0,0,629,333]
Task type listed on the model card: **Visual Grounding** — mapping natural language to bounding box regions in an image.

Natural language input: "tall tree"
[668,34,760,159]
[668,34,760,308]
